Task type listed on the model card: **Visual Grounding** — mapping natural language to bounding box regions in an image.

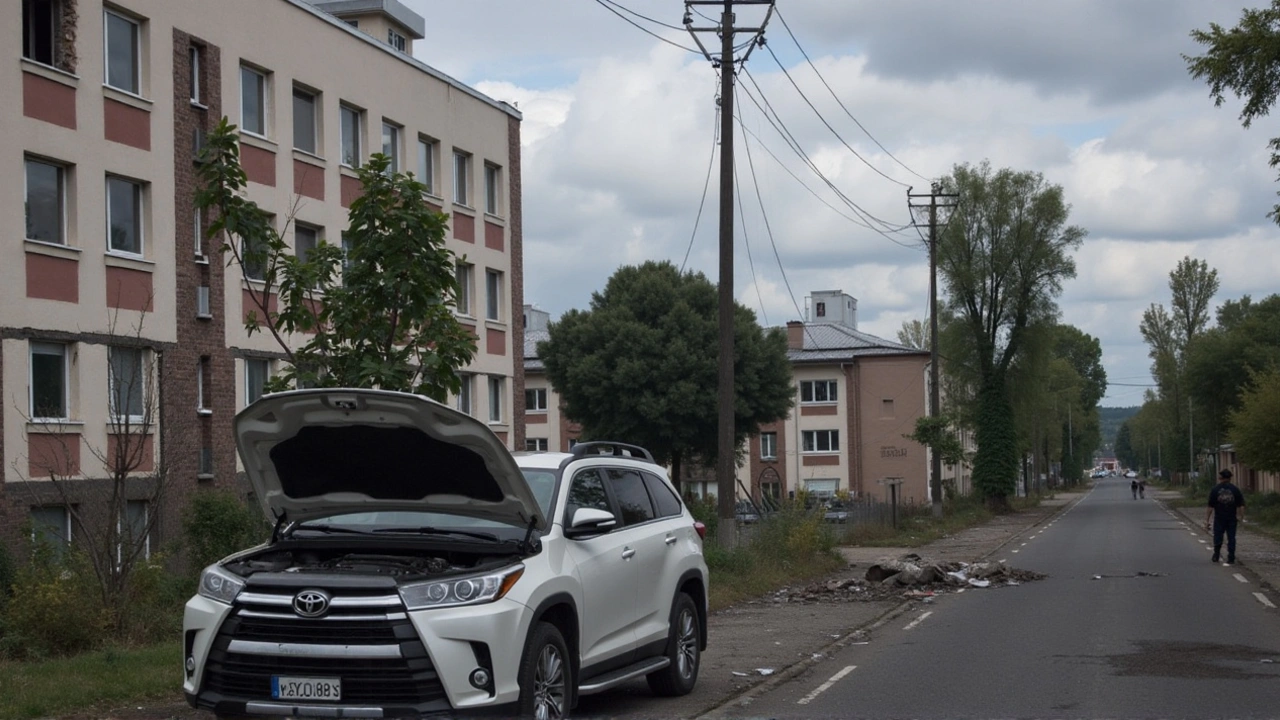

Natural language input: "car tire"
[517,621,572,720]
[646,592,700,696]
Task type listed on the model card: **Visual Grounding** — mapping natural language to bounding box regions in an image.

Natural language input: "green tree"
[195,118,474,399]
[937,162,1085,507]
[1228,367,1280,471]
[897,317,930,350]
[1186,1,1280,225]
[1187,294,1280,443]
[1114,422,1138,471]
[538,261,794,487]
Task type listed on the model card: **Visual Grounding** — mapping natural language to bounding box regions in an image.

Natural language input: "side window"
[643,472,683,518]
[564,469,609,525]
[606,469,655,526]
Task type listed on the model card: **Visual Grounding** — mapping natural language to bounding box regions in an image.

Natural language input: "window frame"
[417,137,437,195]
[194,207,204,260]
[103,8,141,95]
[525,387,548,413]
[108,346,147,424]
[339,103,362,168]
[294,223,320,265]
[456,374,473,416]
[488,376,504,425]
[381,121,401,173]
[245,357,271,407]
[484,163,501,215]
[29,341,69,422]
[240,64,268,138]
[453,150,470,207]
[31,505,71,552]
[189,44,201,104]
[292,86,318,154]
[526,438,549,452]
[105,174,144,257]
[23,0,58,67]
[25,156,65,245]
[760,431,777,461]
[454,262,473,316]
[197,356,210,413]
[485,269,503,322]
[118,499,149,562]
[800,379,838,404]
[801,429,840,454]
[388,28,407,52]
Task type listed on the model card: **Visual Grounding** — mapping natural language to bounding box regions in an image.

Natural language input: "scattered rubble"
[750,553,1046,604]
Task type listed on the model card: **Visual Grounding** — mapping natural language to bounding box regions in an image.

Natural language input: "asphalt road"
[722,477,1280,719]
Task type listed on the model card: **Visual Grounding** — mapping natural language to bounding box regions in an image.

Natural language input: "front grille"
[201,584,445,706]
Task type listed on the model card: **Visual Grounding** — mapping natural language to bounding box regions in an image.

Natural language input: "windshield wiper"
[292,524,373,536]
[370,526,501,542]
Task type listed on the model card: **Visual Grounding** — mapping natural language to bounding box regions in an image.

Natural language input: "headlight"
[197,565,246,605]
[399,564,524,610]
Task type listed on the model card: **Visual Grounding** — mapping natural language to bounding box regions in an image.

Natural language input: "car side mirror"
[566,507,616,537]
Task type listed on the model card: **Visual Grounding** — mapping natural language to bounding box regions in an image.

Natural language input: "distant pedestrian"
[1205,469,1246,564]
[1131,479,1138,499]
[1138,479,1146,499]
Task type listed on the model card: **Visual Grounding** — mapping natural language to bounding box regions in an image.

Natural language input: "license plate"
[271,676,341,701]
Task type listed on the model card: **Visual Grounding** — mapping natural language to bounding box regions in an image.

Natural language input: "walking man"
[1205,469,1246,564]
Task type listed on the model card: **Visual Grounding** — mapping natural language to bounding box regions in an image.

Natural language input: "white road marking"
[1234,574,1248,583]
[1199,540,1207,544]
[1012,549,1020,554]
[797,665,857,705]
[903,612,933,631]
[1254,593,1276,609]
[1021,542,1028,547]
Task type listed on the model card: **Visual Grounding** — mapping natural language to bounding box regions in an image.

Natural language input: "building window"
[120,499,149,560]
[189,45,201,103]
[108,346,146,423]
[23,0,60,67]
[197,356,210,412]
[104,9,140,94]
[106,176,143,256]
[243,232,268,281]
[340,104,361,167]
[194,208,204,259]
[245,358,271,406]
[31,506,71,554]
[388,28,407,52]
[800,379,838,404]
[30,342,68,421]
[526,438,549,452]
[417,137,436,195]
[240,65,267,136]
[454,262,473,316]
[484,163,501,215]
[453,151,470,206]
[802,430,840,453]
[760,432,777,460]
[25,157,64,245]
[295,224,319,264]
[381,122,400,173]
[526,388,548,412]
[488,376,504,424]
[815,302,826,318]
[485,269,502,322]
[293,87,317,154]
[456,374,472,416]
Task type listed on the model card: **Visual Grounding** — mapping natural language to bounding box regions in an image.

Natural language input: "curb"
[693,493,1086,719]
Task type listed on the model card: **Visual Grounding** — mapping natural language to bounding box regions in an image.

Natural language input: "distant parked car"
[1125,469,1138,479]
[824,501,849,523]
[735,500,760,524]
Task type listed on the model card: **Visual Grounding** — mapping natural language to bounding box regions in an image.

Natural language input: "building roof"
[309,0,426,37]
[787,322,927,364]
[525,328,550,371]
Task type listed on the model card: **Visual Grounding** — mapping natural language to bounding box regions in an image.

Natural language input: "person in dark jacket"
[1205,469,1246,564]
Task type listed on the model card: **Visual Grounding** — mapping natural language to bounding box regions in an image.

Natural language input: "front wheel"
[517,622,572,720]
[647,592,700,696]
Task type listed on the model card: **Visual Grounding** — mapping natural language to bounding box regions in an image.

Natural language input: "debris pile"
[754,553,1046,604]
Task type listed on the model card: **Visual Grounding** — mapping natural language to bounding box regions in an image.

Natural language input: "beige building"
[3,0,524,555]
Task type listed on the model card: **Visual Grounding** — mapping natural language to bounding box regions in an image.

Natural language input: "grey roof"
[786,323,927,364]
[308,0,426,38]
[525,328,550,372]
[288,0,520,119]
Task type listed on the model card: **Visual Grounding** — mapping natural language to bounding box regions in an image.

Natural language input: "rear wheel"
[517,622,572,720]
[647,592,700,696]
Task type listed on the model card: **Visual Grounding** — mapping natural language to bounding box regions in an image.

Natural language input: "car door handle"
[622,547,636,560]
[665,536,678,546]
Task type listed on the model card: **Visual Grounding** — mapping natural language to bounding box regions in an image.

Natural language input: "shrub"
[1,552,111,659]
[183,489,271,571]
[684,494,719,540]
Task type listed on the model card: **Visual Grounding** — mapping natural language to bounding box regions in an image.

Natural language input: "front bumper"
[183,589,532,717]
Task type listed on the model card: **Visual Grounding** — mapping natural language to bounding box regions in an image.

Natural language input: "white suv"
[182,389,709,719]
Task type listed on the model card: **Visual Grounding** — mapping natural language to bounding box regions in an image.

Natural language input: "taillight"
[693,521,707,540]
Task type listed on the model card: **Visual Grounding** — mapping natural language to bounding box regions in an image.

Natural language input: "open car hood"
[234,389,545,531]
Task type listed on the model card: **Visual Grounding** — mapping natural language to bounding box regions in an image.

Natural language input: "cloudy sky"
[402,0,1280,407]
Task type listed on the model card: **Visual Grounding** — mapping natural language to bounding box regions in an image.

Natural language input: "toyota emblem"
[293,589,330,618]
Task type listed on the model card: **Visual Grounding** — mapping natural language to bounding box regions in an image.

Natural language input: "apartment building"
[3,0,524,556]
[522,306,580,453]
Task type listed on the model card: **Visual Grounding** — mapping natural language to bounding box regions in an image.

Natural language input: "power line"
[591,0,701,53]
[681,103,721,273]
[773,6,929,182]
[732,150,769,325]
[598,0,685,30]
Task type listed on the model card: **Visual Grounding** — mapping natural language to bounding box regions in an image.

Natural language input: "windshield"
[294,468,559,533]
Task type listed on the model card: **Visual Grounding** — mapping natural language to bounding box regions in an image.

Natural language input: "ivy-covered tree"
[937,162,1085,507]
[538,261,794,487]
[195,118,475,399]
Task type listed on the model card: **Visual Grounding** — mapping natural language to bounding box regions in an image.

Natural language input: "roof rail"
[569,441,656,464]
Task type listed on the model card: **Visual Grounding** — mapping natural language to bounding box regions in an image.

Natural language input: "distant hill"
[1099,406,1140,452]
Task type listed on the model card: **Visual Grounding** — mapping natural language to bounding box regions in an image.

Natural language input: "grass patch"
[0,641,181,720]
[839,493,1047,548]
[704,508,844,611]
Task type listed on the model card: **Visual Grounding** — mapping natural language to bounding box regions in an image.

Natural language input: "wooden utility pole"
[686,0,773,544]
[908,184,958,517]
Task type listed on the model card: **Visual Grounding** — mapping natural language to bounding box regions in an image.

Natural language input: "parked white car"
[182,389,709,719]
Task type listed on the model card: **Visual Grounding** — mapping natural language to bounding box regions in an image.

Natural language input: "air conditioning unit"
[196,286,212,319]
[198,448,214,477]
